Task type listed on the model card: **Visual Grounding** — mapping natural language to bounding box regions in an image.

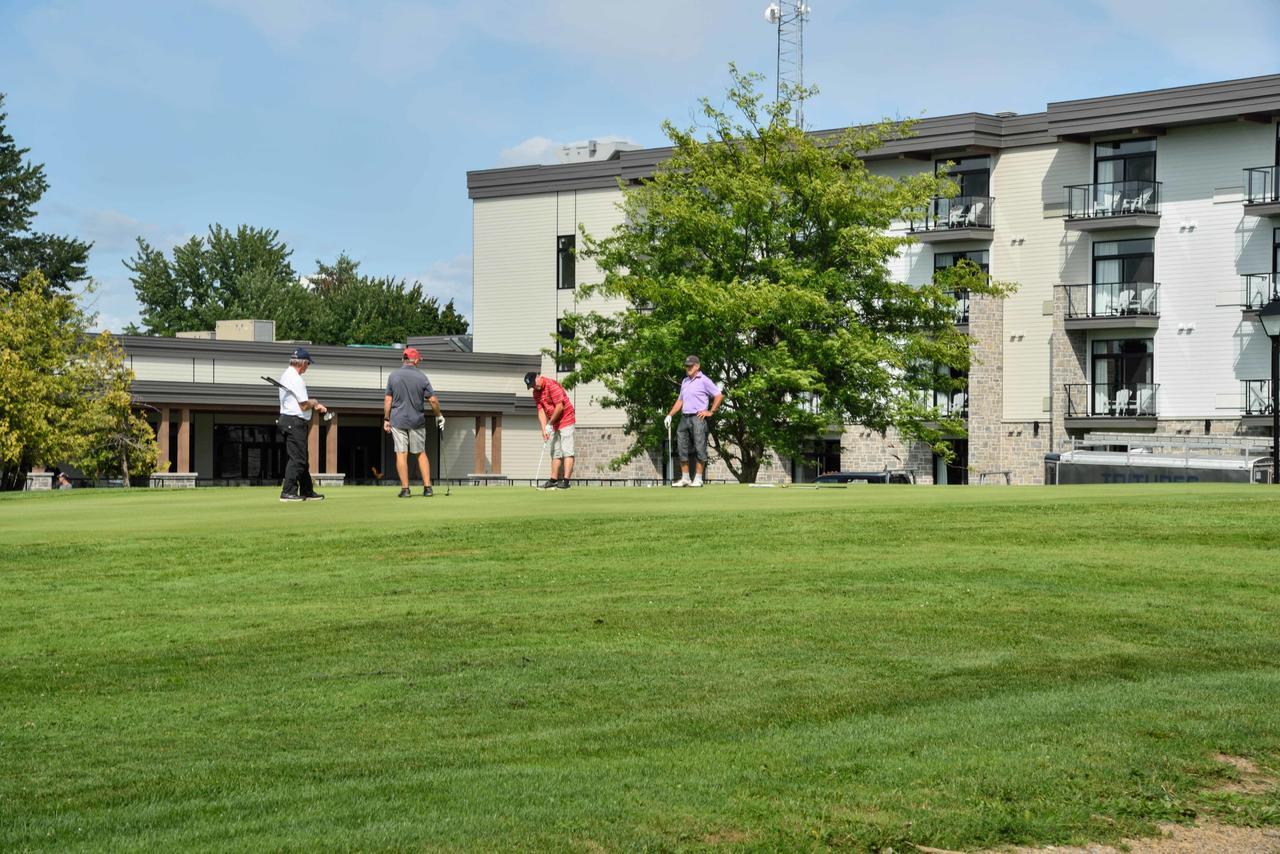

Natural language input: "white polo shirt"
[278,366,310,420]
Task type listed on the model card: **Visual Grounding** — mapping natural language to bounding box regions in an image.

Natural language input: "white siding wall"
[473,195,557,362]
[1152,121,1277,417]
[993,143,1091,420]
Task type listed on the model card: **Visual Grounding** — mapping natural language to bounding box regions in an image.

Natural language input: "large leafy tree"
[0,94,91,293]
[127,233,468,344]
[563,69,1012,482]
[0,272,157,489]
[305,254,468,346]
[126,224,300,336]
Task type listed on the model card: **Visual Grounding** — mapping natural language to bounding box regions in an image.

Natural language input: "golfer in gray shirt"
[383,347,444,498]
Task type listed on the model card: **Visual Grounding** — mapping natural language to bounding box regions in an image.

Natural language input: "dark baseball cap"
[683,355,700,367]
[523,371,538,389]
[291,347,314,363]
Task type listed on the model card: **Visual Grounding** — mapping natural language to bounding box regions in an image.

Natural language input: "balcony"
[932,388,969,419]
[1063,180,1161,231]
[1062,282,1160,330]
[909,195,994,243]
[1064,382,1159,429]
[1240,273,1278,317]
[1242,379,1275,426]
[1243,166,1280,217]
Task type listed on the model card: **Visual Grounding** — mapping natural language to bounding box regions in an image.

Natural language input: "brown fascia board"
[1047,73,1280,138]
[115,334,539,371]
[467,114,1042,199]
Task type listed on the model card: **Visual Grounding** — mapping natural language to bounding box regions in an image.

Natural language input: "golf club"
[534,436,548,489]
[261,376,333,422]
[438,422,450,496]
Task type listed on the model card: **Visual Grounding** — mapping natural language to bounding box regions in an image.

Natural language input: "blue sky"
[1,0,1277,333]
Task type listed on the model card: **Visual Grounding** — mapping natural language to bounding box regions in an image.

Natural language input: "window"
[934,251,988,324]
[213,425,286,479]
[1091,338,1154,416]
[1090,238,1156,316]
[935,156,990,198]
[557,235,576,290]
[555,319,575,372]
[1094,138,1156,184]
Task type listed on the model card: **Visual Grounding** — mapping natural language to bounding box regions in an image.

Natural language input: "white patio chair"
[966,201,986,227]
[1248,383,1271,415]
[1122,188,1154,214]
[1111,388,1132,416]
[947,203,968,228]
[952,391,968,416]
[1136,386,1155,416]
[1118,288,1136,315]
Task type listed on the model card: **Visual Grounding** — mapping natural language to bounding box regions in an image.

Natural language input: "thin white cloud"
[75,209,190,254]
[408,253,472,321]
[204,0,342,48]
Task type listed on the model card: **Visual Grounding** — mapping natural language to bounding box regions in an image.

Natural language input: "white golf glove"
[436,415,446,430]
[663,414,672,430]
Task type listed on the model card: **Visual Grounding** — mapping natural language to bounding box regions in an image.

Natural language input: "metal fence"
[1064,180,1161,219]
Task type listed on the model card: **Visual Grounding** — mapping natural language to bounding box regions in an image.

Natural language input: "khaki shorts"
[549,424,575,459]
[391,426,427,454]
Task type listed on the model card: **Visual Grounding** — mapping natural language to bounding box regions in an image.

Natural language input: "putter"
[261,376,333,422]
[438,422,450,496]
[534,437,549,489]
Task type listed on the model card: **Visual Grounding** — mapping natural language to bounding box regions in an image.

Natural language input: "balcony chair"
[1097,190,1119,217]
[966,200,986,227]
[946,203,969,228]
[1122,188,1154,214]
[1137,288,1157,315]
[953,391,968,416]
[1110,387,1132,416]
[1136,386,1155,416]
[1118,288,1137,315]
[1247,384,1272,416]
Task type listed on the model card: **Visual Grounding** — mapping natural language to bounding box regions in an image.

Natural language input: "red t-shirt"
[533,377,576,428]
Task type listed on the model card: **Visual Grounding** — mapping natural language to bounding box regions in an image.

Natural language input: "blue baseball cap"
[291,347,314,363]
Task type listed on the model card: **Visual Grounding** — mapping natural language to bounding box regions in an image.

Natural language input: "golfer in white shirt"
[277,347,328,502]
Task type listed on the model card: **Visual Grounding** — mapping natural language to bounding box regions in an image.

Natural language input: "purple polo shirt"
[679,371,721,414]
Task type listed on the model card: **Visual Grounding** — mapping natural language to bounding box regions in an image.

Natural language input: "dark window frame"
[1093,137,1157,184]
[555,318,575,372]
[1092,238,1154,284]
[557,235,576,290]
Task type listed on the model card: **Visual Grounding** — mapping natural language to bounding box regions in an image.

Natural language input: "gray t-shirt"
[385,366,436,429]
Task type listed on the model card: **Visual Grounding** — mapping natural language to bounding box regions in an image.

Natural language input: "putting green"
[2,484,1278,850]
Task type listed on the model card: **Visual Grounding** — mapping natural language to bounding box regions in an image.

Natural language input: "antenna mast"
[764,1,810,127]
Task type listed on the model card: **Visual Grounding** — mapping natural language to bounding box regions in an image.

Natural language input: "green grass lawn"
[2,484,1279,852]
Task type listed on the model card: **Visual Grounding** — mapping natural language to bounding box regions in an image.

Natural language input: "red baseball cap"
[403,347,421,361]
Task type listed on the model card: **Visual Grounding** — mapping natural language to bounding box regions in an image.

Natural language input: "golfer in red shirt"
[525,371,576,489]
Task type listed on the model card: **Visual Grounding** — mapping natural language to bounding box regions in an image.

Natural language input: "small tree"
[562,68,1013,482]
[74,334,159,483]
[0,273,158,488]
[0,94,91,294]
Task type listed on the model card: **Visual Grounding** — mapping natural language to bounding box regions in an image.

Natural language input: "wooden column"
[158,407,171,472]
[490,415,502,474]
[308,417,320,474]
[325,414,339,474]
[176,408,190,473]
[473,416,486,474]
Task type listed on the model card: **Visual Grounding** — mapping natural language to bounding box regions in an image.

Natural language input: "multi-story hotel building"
[467,74,1280,485]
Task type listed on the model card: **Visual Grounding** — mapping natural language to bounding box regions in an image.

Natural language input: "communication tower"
[764,1,811,127]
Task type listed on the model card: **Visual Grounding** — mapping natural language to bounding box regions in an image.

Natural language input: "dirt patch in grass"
[989,821,1280,852]
[702,829,750,845]
[1213,753,1276,795]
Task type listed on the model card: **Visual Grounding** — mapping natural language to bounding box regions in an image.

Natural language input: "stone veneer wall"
[966,292,1004,477]
[573,425,791,483]
[840,426,936,484]
[1050,286,1089,454]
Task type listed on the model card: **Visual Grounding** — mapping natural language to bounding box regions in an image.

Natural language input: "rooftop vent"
[556,139,642,164]
[994,111,1018,118]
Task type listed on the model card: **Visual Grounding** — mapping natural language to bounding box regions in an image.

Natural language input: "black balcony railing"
[945,289,970,324]
[927,388,968,418]
[1244,166,1279,205]
[1064,180,1161,219]
[1063,282,1160,318]
[1244,379,1274,416]
[911,195,994,231]
[1241,273,1279,310]
[1064,382,1159,417]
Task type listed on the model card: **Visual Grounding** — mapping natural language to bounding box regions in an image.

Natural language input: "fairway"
[3,485,1279,851]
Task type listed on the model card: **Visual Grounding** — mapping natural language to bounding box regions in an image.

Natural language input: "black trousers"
[280,415,313,496]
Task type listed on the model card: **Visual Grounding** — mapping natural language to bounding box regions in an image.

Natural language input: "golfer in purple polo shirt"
[663,355,723,487]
